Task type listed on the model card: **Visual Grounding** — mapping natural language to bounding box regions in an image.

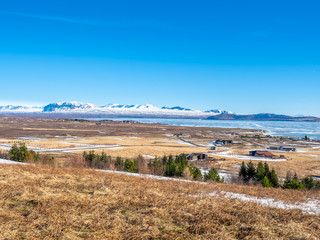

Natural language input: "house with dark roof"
[269,146,296,152]
[215,140,233,145]
[181,153,208,161]
[249,150,277,159]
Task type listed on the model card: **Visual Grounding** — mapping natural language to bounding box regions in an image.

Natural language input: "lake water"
[90,118,320,140]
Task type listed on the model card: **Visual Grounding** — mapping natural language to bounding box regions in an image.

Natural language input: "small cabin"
[269,146,296,152]
[184,153,208,161]
[250,150,276,159]
[215,140,233,145]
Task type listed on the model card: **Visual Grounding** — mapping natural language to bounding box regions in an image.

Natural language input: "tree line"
[83,151,224,182]
[8,143,55,165]
[239,161,319,190]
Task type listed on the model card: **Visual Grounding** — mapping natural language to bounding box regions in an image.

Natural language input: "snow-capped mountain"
[205,109,233,114]
[43,102,97,112]
[0,105,42,113]
[161,106,192,111]
[0,101,229,118]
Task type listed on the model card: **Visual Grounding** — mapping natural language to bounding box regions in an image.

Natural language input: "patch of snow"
[207,152,287,162]
[231,164,241,168]
[0,144,12,150]
[142,155,155,158]
[97,169,203,184]
[0,143,124,153]
[0,159,27,165]
[17,137,45,140]
[208,191,320,215]
[176,140,194,146]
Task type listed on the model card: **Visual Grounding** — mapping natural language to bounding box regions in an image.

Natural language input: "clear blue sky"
[0,0,319,116]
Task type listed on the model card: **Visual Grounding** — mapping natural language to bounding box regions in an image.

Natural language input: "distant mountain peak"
[205,109,233,114]
[161,106,192,111]
[43,102,97,112]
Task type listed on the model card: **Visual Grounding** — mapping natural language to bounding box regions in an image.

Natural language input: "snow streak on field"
[0,159,27,165]
[208,191,320,215]
[0,143,124,153]
[207,151,287,162]
[98,170,320,215]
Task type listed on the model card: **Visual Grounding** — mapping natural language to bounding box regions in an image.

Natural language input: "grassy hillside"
[0,164,319,239]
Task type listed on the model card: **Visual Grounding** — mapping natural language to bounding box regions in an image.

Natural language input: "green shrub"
[262,176,273,187]
[204,168,224,183]
[124,159,138,173]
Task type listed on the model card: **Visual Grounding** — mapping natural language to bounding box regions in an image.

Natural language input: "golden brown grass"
[0,164,319,239]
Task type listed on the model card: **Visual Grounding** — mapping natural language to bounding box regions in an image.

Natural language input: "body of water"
[90,118,320,140]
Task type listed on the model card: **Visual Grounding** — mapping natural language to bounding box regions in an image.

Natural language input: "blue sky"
[0,0,319,115]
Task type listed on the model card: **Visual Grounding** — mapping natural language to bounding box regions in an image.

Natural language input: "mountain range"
[0,102,319,121]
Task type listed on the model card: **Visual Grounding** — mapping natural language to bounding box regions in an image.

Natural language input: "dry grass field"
[0,164,319,240]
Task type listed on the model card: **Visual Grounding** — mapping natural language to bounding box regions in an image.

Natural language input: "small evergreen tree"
[301,177,314,190]
[204,168,224,183]
[162,155,168,165]
[239,162,248,181]
[124,159,138,173]
[256,162,265,181]
[262,176,273,187]
[115,156,124,170]
[9,144,20,161]
[247,161,256,181]
[175,155,188,177]
[148,157,163,175]
[188,164,202,180]
[9,143,39,162]
[165,156,176,177]
[264,162,270,178]
[269,169,279,188]
[290,180,304,190]
[283,172,292,189]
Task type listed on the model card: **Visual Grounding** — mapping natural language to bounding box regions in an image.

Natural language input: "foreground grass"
[0,164,319,239]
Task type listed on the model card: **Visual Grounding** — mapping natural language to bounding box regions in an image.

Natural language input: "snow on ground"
[176,140,194,146]
[98,169,320,215]
[231,164,241,168]
[18,137,45,140]
[98,170,202,184]
[207,151,287,162]
[0,144,12,150]
[208,191,320,215]
[142,155,155,158]
[0,159,27,165]
[296,149,307,152]
[0,143,124,153]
